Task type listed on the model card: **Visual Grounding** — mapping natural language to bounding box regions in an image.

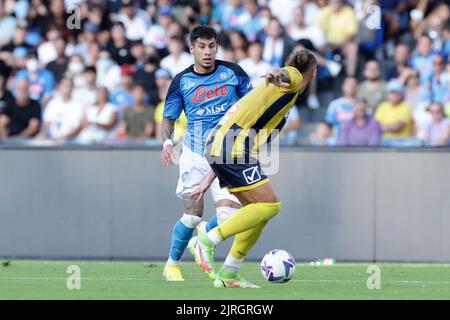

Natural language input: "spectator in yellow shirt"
[316,0,358,77]
[153,69,187,142]
[375,80,413,139]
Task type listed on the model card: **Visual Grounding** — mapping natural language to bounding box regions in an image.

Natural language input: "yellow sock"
[229,221,268,260]
[215,202,281,240]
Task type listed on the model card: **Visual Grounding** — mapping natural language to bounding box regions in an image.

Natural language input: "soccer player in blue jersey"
[161,25,252,281]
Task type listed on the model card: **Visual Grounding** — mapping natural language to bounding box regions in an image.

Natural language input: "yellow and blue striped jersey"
[207,66,303,158]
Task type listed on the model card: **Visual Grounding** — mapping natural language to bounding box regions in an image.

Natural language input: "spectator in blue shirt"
[14,53,55,105]
[325,77,358,138]
[429,54,450,105]
[410,35,437,84]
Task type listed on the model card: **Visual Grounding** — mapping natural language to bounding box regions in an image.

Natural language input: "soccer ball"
[260,249,296,283]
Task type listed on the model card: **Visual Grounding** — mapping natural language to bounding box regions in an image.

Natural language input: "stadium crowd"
[0,0,449,146]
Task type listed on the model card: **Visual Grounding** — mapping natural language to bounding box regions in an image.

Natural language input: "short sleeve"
[325,101,337,126]
[282,66,303,93]
[234,65,252,97]
[163,75,184,120]
[30,100,42,121]
[374,104,385,124]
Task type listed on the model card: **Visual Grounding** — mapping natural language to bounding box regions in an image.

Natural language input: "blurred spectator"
[0,78,41,139]
[429,54,450,105]
[199,0,214,25]
[77,86,118,144]
[160,36,193,77]
[309,120,335,146]
[39,77,83,141]
[288,5,326,51]
[120,84,154,141]
[72,67,98,110]
[153,69,187,142]
[110,65,135,119]
[73,21,100,66]
[143,6,173,49]
[404,69,432,141]
[354,0,380,57]
[386,43,413,81]
[269,0,303,26]
[316,0,358,77]
[375,80,413,139]
[0,25,32,61]
[380,0,410,40]
[238,41,272,85]
[14,53,55,105]
[279,106,301,146]
[425,102,450,146]
[46,38,68,83]
[107,21,135,66]
[96,50,121,92]
[221,0,247,32]
[37,25,61,65]
[325,77,358,137]
[0,1,17,46]
[0,73,13,114]
[339,97,382,146]
[240,0,264,42]
[357,60,387,112]
[412,2,449,52]
[262,17,296,68]
[133,54,159,106]
[410,35,437,84]
[443,20,450,59]
[66,54,86,89]
[230,30,249,62]
[116,0,151,41]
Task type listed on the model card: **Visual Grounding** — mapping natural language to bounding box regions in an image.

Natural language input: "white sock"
[223,255,244,273]
[167,257,181,266]
[180,213,202,228]
[206,229,223,246]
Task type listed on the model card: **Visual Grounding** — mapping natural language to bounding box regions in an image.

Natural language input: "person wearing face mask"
[67,55,86,89]
[14,53,55,106]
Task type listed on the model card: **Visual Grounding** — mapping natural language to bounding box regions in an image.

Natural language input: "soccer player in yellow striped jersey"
[187,49,317,288]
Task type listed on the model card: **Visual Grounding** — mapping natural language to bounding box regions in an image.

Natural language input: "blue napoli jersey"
[164,60,252,155]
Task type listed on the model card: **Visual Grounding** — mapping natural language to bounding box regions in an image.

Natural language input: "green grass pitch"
[1,260,450,300]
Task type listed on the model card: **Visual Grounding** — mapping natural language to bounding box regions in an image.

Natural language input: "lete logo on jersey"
[191,85,229,103]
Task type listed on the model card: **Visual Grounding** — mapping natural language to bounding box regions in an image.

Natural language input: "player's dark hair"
[285,49,317,74]
[189,25,217,45]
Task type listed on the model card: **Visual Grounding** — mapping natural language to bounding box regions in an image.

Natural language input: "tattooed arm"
[160,117,176,167]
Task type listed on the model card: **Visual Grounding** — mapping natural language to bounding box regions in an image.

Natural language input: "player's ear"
[189,44,195,55]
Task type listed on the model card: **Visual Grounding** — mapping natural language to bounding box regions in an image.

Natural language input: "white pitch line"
[1,277,450,285]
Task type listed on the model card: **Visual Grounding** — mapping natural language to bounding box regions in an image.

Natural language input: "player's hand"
[191,171,216,202]
[263,69,290,88]
[161,145,176,167]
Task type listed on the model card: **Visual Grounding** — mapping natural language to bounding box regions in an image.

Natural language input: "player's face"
[190,38,218,70]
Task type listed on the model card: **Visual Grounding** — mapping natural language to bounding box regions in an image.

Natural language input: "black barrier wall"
[1,147,449,262]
